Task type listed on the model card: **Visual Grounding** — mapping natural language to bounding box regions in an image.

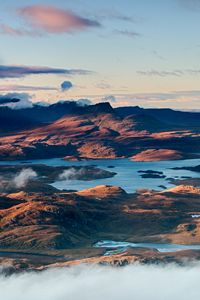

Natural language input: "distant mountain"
[1,101,200,134]
[0,101,116,134]
[0,101,199,160]
[115,106,200,129]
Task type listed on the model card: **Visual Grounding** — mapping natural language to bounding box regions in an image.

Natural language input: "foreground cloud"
[0,65,92,79]
[18,5,101,34]
[1,264,200,300]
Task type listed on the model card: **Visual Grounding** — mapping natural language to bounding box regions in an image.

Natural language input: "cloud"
[0,85,57,92]
[137,70,184,77]
[59,168,84,180]
[54,99,92,107]
[0,65,92,79]
[96,82,112,90]
[101,95,116,102]
[0,93,33,109]
[137,69,200,77]
[61,81,73,92]
[86,89,200,109]
[76,99,92,106]
[115,90,200,102]
[152,51,166,61]
[96,10,135,23]
[1,264,200,300]
[178,0,200,10]
[13,168,37,188]
[114,30,140,38]
[0,97,20,105]
[18,5,101,34]
[0,24,42,37]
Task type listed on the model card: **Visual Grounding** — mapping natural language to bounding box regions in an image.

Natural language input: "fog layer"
[1,264,200,300]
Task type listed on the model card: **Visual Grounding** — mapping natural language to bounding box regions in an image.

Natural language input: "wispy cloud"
[80,90,200,109]
[0,65,93,79]
[101,95,117,102]
[95,82,112,90]
[137,69,200,77]
[96,10,136,23]
[113,29,140,39]
[152,51,166,61]
[0,84,57,92]
[0,24,42,37]
[178,0,200,10]
[116,90,200,102]
[137,70,184,77]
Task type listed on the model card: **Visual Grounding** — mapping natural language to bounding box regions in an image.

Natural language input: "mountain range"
[0,101,199,161]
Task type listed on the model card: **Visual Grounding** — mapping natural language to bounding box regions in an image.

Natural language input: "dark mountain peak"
[115,106,143,117]
[84,102,114,115]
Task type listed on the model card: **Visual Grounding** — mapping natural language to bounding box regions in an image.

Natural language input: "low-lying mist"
[1,263,200,300]
[0,168,38,192]
[59,167,84,180]
[13,168,37,188]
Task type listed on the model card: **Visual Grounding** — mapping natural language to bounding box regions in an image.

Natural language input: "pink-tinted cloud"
[18,5,101,33]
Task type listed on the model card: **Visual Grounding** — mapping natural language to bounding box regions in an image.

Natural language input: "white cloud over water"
[1,264,200,300]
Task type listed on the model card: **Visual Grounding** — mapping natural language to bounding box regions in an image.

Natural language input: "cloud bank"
[1,264,200,300]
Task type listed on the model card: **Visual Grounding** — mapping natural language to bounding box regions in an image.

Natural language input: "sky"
[0,0,200,109]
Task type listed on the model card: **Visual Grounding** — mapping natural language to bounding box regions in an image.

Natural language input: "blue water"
[0,158,199,193]
[95,240,200,253]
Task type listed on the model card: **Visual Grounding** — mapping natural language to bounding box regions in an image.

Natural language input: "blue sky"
[0,0,200,109]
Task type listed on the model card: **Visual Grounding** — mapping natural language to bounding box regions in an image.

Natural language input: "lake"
[0,157,199,193]
[95,240,200,253]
